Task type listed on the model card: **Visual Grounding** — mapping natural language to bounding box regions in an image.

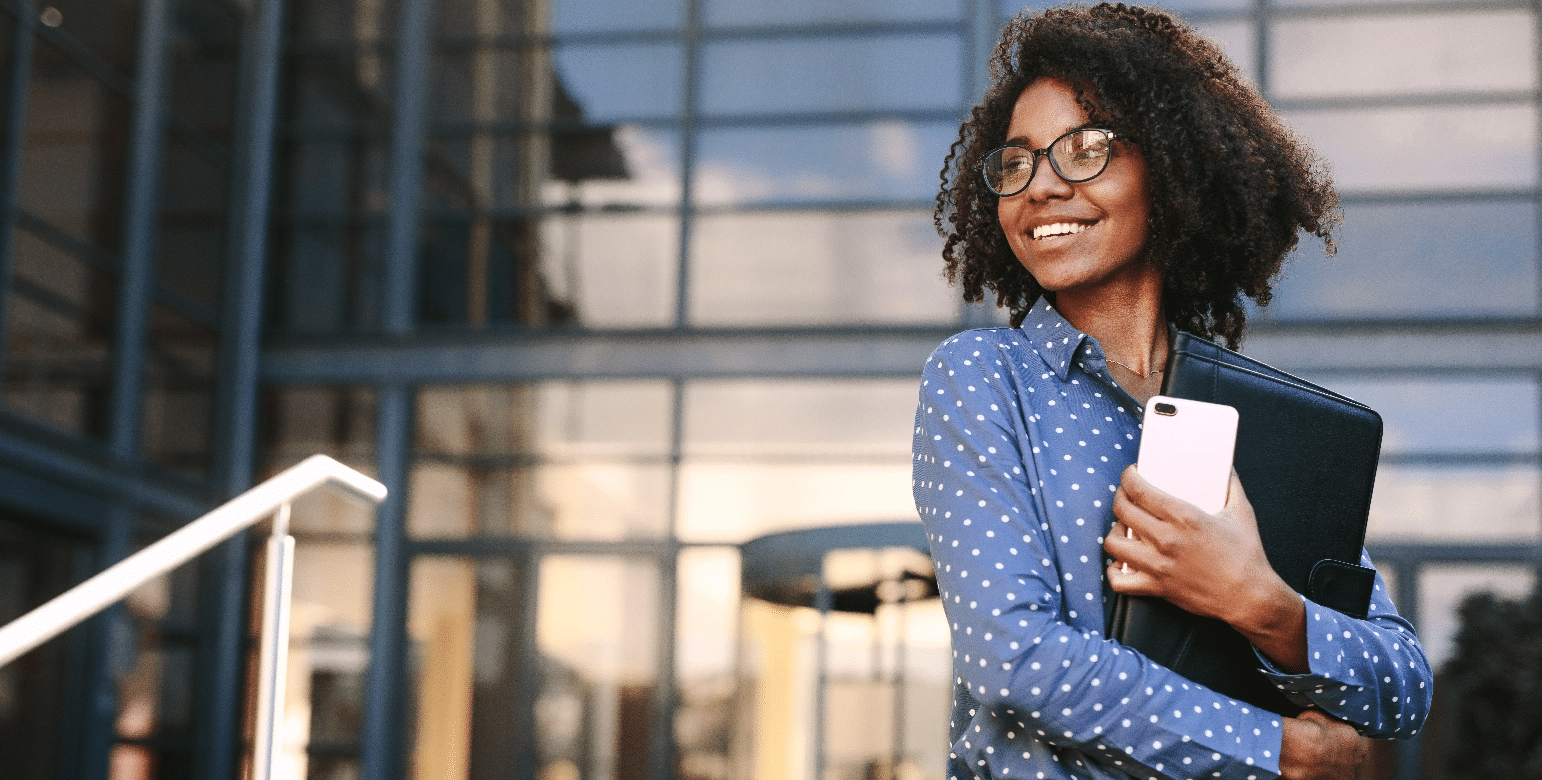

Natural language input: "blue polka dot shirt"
[911,302,1432,780]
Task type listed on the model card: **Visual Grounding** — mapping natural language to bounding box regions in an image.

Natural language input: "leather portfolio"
[1107,332,1383,715]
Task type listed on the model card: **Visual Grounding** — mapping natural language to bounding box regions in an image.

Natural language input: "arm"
[915,340,1288,780]
[1105,466,1433,740]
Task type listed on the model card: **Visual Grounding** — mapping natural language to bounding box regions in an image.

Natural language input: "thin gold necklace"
[1106,357,1164,378]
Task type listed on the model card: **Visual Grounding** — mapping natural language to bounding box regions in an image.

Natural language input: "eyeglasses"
[982,128,1118,197]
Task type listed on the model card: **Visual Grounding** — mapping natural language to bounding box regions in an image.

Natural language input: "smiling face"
[997,78,1154,302]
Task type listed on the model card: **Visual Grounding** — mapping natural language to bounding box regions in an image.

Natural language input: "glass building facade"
[0,0,1537,779]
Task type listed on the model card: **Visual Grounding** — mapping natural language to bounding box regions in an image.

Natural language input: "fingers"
[1105,558,1160,594]
[1119,463,1211,526]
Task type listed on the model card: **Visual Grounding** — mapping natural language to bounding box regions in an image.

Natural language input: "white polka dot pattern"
[911,303,1432,780]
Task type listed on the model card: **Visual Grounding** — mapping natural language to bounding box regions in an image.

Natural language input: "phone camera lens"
[1154,402,1177,416]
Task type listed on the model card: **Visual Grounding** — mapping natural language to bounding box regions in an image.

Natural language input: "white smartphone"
[1135,396,1239,514]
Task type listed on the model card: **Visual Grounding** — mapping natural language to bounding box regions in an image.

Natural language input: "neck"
[1052,267,1168,376]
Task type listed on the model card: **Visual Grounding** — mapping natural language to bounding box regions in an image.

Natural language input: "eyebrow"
[1003,123,1100,148]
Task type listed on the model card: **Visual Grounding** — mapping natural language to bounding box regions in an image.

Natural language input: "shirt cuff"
[1250,596,1359,709]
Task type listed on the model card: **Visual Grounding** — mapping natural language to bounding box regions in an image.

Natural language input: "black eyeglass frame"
[981,128,1120,197]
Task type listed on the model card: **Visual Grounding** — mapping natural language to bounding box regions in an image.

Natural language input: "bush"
[1438,586,1542,779]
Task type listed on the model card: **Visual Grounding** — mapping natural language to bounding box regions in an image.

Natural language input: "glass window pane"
[1282,105,1537,192]
[693,122,956,206]
[20,37,134,252]
[537,211,679,328]
[431,47,538,126]
[536,555,659,779]
[1367,466,1540,542]
[1193,20,1257,86]
[288,542,375,771]
[260,386,379,534]
[293,0,399,44]
[408,461,672,539]
[434,44,679,125]
[157,136,229,311]
[4,241,115,438]
[45,0,140,75]
[550,0,684,34]
[111,550,201,760]
[169,0,242,139]
[1268,200,1539,319]
[1270,12,1536,100]
[676,547,740,780]
[1306,376,1540,456]
[10,225,112,315]
[688,210,955,326]
[282,139,390,214]
[416,382,673,458]
[407,557,530,780]
[1418,564,1534,666]
[553,43,683,122]
[0,519,92,780]
[412,382,674,540]
[142,306,216,478]
[288,48,398,128]
[541,126,680,208]
[683,379,920,458]
[679,463,915,543]
[1006,0,1248,14]
[706,0,961,26]
[270,223,387,333]
[700,36,962,116]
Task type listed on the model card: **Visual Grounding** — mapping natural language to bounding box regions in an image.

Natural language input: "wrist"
[1231,574,1309,672]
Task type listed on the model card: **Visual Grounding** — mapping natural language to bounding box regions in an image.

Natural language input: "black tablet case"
[1107,333,1382,715]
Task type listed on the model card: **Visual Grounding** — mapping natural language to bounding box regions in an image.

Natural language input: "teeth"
[1033,222,1091,240]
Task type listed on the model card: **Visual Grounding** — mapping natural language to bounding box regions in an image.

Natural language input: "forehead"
[1005,78,1092,145]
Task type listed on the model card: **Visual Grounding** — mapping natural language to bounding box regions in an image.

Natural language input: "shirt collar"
[1016,299,1092,381]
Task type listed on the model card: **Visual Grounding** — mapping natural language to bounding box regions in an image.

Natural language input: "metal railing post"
[251,502,296,780]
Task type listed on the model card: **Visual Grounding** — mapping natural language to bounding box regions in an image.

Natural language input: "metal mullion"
[1272,89,1539,112]
[409,535,677,558]
[78,4,173,775]
[108,0,172,463]
[361,384,413,780]
[430,116,681,134]
[690,198,935,215]
[436,27,680,49]
[673,0,701,328]
[699,18,966,43]
[380,0,437,335]
[1264,0,1531,21]
[651,378,685,780]
[691,107,965,129]
[1336,188,1536,206]
[0,0,36,375]
[415,451,675,468]
[425,203,679,220]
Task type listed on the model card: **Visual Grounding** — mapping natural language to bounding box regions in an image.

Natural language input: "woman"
[912,5,1432,779]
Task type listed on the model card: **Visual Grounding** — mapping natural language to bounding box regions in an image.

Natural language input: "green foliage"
[1439,586,1542,779]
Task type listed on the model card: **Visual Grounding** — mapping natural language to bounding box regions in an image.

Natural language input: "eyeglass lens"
[984,129,1113,196]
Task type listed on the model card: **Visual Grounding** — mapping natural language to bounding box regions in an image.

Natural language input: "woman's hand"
[1279,710,1368,780]
[1104,465,1309,672]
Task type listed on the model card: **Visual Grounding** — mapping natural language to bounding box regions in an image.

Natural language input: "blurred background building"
[0,0,1537,779]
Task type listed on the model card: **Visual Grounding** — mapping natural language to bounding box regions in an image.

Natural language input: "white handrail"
[0,454,387,667]
[0,454,386,780]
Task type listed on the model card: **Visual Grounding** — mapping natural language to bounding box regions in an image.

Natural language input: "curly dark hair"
[935,2,1338,348]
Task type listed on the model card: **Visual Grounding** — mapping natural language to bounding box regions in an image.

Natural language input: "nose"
[1024,153,1074,202]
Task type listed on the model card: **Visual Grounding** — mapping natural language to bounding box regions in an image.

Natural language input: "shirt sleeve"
[914,340,1287,780]
[1252,550,1433,739]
